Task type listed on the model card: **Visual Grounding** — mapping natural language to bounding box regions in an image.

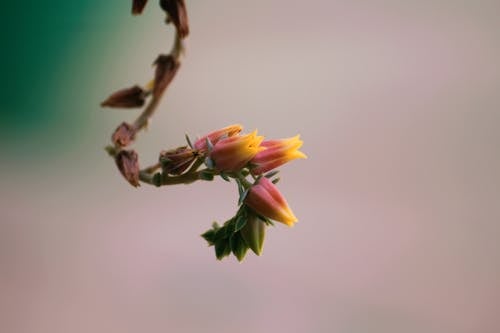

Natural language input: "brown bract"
[159,146,198,175]
[101,85,146,108]
[153,55,180,98]
[132,0,148,15]
[112,122,136,147]
[115,150,140,187]
[159,0,190,38]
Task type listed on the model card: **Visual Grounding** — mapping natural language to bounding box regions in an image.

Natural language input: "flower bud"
[101,85,146,108]
[250,135,307,175]
[153,54,180,98]
[240,215,266,256]
[112,122,136,147]
[132,0,148,15]
[194,124,243,151]
[159,146,197,175]
[244,177,297,226]
[115,150,140,187]
[210,130,264,172]
[159,0,189,38]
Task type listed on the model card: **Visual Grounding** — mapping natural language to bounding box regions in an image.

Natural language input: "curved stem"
[132,93,161,131]
[139,169,202,186]
[132,32,183,133]
[163,171,201,185]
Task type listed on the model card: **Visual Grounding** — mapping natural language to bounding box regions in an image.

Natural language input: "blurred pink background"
[1,1,499,332]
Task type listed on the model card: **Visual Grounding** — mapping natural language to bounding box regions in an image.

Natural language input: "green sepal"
[205,137,214,152]
[271,177,280,184]
[152,172,163,187]
[238,189,249,206]
[199,170,214,181]
[159,157,172,172]
[219,172,230,182]
[264,170,280,179]
[204,156,215,169]
[236,179,245,196]
[245,207,274,226]
[185,133,194,148]
[257,214,274,226]
[215,238,231,260]
[105,145,117,156]
[159,155,172,164]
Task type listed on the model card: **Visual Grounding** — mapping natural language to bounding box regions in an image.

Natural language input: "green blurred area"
[0,1,124,155]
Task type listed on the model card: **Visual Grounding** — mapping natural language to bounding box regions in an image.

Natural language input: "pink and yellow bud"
[194,124,243,151]
[250,135,307,175]
[210,130,264,172]
[244,177,298,226]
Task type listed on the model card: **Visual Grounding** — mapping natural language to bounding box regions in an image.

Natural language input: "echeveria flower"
[210,130,264,172]
[250,135,307,174]
[244,177,297,226]
[194,124,243,151]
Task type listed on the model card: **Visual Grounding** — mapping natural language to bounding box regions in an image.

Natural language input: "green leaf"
[271,177,280,184]
[215,239,230,260]
[213,226,225,242]
[230,233,249,262]
[224,242,232,257]
[201,229,216,245]
[238,189,249,206]
[234,215,247,233]
[214,224,231,242]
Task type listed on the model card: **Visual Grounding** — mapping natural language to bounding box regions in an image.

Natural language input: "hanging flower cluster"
[195,125,306,260]
[102,1,306,261]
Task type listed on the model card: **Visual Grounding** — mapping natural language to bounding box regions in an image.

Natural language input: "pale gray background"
[1,1,499,332]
